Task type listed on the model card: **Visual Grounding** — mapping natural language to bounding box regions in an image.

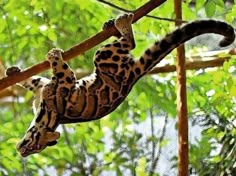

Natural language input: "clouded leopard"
[6,13,235,157]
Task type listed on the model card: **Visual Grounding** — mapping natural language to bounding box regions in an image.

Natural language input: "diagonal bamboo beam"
[0,0,167,91]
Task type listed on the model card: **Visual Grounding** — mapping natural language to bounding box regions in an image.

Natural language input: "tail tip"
[219,36,235,47]
[219,26,235,47]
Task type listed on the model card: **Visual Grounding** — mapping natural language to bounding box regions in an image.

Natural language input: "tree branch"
[0,0,166,91]
[97,0,187,23]
[149,114,168,176]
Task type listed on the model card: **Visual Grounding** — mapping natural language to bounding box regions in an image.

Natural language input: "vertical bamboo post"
[174,1,189,176]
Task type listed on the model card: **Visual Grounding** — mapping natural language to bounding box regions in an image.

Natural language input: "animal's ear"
[45,131,60,142]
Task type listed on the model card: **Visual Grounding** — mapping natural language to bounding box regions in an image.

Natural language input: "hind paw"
[6,66,21,76]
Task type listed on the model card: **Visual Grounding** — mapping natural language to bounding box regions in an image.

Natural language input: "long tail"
[133,20,235,77]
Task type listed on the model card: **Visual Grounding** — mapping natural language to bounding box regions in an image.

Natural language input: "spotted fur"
[7,13,235,157]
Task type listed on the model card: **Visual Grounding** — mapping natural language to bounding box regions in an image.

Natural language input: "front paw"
[103,19,122,38]
[46,48,64,63]
[5,66,21,76]
[115,13,134,28]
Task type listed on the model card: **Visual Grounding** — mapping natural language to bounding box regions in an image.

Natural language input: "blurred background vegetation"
[0,0,235,175]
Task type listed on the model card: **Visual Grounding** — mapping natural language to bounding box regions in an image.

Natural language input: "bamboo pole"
[174,1,189,175]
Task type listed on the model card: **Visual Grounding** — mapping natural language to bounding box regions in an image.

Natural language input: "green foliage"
[188,58,236,175]
[0,0,235,175]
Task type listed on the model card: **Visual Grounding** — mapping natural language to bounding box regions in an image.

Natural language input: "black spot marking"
[127,71,135,84]
[95,57,101,62]
[82,80,86,86]
[95,50,100,55]
[112,92,119,99]
[115,75,123,82]
[35,132,41,142]
[55,57,59,60]
[34,82,39,87]
[121,63,129,70]
[60,87,69,96]
[46,111,52,127]
[145,49,151,56]
[59,81,65,84]
[122,44,130,48]
[66,77,73,84]
[152,50,161,60]
[113,42,121,48]
[100,50,113,60]
[129,60,135,66]
[27,127,34,132]
[33,78,40,87]
[117,49,129,54]
[35,107,46,123]
[52,62,58,67]
[122,57,128,62]
[62,63,68,70]
[135,68,141,75]
[119,70,125,77]
[121,85,129,95]
[112,55,120,62]
[56,72,65,78]
[32,78,40,85]
[159,40,170,51]
[140,57,145,64]
[105,44,112,47]
[144,59,153,71]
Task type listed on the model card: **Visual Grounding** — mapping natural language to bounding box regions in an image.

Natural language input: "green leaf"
[205,1,216,17]
[47,29,57,42]
[214,0,224,7]
[229,86,236,96]
[195,0,207,11]
[210,155,221,163]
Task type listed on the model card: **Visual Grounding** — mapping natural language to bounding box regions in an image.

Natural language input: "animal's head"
[16,126,60,157]
[17,100,61,157]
